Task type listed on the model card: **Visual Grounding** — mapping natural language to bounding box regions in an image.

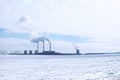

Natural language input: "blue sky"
[0,28,30,39]
[0,0,120,53]
[0,27,90,43]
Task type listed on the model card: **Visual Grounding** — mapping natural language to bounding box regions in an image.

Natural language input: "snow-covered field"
[0,54,120,80]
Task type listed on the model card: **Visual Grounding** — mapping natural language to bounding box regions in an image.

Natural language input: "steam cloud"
[31,34,51,52]
[31,36,50,43]
[72,43,79,50]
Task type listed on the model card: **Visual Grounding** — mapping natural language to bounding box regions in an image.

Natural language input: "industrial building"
[24,37,80,55]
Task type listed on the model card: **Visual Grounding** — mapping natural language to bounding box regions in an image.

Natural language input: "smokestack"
[45,38,51,52]
[31,34,52,53]
[37,42,39,53]
[76,49,80,55]
[24,50,27,55]
[31,38,40,53]
[49,42,51,52]
[42,40,45,52]
[72,43,80,55]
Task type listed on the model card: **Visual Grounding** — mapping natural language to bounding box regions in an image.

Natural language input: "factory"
[24,36,80,55]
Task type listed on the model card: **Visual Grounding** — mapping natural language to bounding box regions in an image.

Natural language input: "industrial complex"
[23,37,80,55]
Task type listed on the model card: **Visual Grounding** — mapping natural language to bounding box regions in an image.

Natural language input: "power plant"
[31,37,52,54]
[24,36,80,55]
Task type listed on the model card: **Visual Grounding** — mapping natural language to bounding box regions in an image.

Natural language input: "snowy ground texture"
[0,54,120,80]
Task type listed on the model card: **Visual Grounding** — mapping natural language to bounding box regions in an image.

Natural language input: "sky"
[0,0,120,53]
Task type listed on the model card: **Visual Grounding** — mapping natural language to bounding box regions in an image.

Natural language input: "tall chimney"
[76,49,80,55]
[43,40,45,52]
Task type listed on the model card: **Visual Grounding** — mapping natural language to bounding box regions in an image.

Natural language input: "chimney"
[76,49,80,55]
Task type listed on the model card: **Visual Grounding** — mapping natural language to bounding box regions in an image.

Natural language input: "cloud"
[0,0,120,36]
[17,16,29,24]
[0,0,120,52]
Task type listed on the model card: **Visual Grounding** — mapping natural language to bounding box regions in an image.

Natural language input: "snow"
[0,54,120,80]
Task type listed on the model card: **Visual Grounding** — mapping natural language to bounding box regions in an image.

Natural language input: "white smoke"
[31,37,44,43]
[72,43,79,50]
[31,32,49,43]
[13,15,33,33]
